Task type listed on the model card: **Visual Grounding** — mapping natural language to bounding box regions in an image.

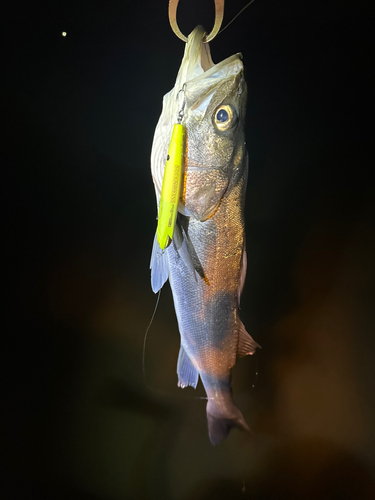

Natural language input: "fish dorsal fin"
[177,345,199,389]
[237,321,260,358]
[238,240,247,306]
[150,232,169,293]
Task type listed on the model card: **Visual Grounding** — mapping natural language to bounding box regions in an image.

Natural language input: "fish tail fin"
[206,401,250,446]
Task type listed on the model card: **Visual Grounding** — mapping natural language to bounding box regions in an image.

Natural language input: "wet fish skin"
[151,26,259,445]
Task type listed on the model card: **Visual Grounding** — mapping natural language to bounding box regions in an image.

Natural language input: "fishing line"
[142,288,207,400]
[251,349,259,388]
[142,289,161,390]
[217,0,256,37]
[169,0,255,43]
[230,352,259,404]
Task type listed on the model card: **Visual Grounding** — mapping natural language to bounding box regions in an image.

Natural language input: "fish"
[150,25,260,445]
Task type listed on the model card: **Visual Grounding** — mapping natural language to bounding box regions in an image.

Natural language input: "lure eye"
[214,105,236,131]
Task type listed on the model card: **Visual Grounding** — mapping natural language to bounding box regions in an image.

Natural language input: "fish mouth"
[184,25,243,83]
[185,25,214,74]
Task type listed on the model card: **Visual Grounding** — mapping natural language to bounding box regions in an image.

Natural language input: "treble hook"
[168,0,224,43]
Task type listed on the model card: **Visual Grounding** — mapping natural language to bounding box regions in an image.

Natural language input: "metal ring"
[168,0,224,43]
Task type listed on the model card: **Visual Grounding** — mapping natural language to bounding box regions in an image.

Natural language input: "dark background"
[2,1,375,499]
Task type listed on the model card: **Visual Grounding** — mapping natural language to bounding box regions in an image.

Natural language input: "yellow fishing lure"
[157,123,185,250]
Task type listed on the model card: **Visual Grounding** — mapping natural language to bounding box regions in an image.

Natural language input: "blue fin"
[206,404,250,446]
[177,346,199,389]
[237,321,261,357]
[150,232,169,293]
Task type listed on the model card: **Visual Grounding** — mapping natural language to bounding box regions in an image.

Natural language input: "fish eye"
[216,108,228,122]
[213,105,236,132]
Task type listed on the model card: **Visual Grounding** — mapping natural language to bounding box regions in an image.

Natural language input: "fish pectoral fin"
[150,231,169,293]
[173,220,197,280]
[177,346,199,389]
[237,321,261,358]
[178,214,209,284]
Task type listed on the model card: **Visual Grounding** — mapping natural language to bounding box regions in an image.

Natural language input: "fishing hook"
[176,84,186,123]
[168,0,224,43]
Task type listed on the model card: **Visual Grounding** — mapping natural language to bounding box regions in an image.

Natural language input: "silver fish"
[150,26,259,445]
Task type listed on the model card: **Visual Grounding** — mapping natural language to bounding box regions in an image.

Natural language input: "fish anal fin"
[177,345,199,389]
[150,232,169,293]
[237,321,261,358]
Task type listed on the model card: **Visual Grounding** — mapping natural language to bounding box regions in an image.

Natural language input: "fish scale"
[150,26,260,445]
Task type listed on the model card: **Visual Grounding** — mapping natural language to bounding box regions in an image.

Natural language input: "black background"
[2,1,375,499]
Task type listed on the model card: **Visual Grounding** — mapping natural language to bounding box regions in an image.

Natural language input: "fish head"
[181,28,247,221]
[151,26,247,221]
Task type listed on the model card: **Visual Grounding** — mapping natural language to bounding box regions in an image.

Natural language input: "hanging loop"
[168,0,224,43]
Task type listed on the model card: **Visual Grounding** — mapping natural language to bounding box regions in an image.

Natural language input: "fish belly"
[167,178,248,444]
[169,181,244,369]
